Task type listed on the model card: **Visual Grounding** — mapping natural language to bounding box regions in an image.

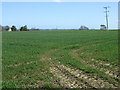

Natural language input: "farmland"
[2,30,119,88]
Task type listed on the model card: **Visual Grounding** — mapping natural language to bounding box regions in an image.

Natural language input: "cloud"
[52,0,62,2]
[1,0,119,2]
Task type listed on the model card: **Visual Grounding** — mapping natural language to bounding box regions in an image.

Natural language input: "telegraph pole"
[56,26,58,30]
[104,6,109,30]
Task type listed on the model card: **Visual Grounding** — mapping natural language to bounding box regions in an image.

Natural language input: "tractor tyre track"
[70,41,119,80]
[50,63,118,88]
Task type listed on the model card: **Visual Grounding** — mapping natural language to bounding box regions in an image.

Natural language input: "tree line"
[0,24,108,31]
[1,25,28,31]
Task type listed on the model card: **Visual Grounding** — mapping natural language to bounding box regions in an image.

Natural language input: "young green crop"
[2,30,118,88]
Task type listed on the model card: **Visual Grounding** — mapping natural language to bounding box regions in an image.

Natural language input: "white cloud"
[52,0,62,2]
[1,0,120,2]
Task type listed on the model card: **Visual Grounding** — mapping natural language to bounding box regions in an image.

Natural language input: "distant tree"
[11,25,17,31]
[4,26,10,31]
[79,26,89,30]
[23,25,27,31]
[20,26,23,31]
[20,25,28,31]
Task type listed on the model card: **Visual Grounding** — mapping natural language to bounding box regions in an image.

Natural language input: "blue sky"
[2,2,118,29]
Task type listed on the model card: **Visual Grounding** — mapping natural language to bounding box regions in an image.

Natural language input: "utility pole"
[56,26,57,30]
[104,6,109,30]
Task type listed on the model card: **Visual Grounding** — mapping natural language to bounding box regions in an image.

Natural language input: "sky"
[118,1,120,29]
[2,2,118,29]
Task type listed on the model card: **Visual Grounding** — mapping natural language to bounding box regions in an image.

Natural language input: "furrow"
[71,50,119,80]
[50,66,91,88]
[58,64,118,88]
[7,60,37,67]
[81,59,119,80]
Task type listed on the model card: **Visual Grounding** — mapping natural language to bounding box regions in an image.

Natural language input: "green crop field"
[2,30,119,88]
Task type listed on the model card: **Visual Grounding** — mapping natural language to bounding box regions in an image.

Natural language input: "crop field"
[2,30,119,88]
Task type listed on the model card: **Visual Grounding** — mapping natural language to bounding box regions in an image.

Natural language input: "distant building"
[79,26,89,30]
[8,28,12,31]
[100,25,106,30]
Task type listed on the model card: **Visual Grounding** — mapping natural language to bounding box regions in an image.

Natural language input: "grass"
[2,30,118,88]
